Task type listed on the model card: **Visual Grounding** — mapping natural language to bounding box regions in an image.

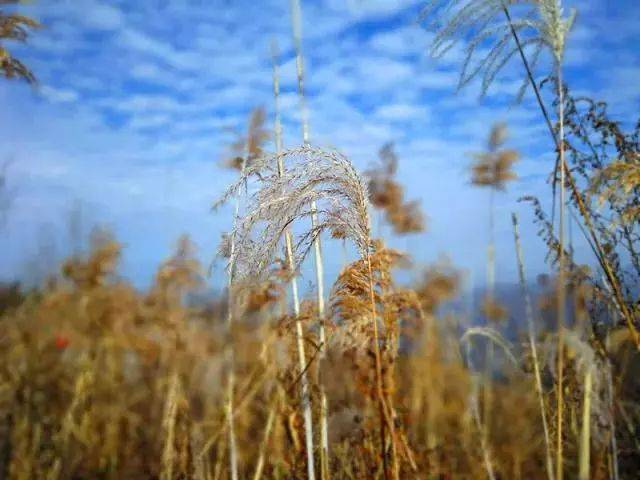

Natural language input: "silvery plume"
[213,145,372,283]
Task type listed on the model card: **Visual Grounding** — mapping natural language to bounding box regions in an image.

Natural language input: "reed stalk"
[252,395,278,480]
[289,2,330,478]
[222,138,248,480]
[462,316,496,480]
[483,187,496,432]
[555,64,566,480]
[578,366,592,480]
[512,213,554,480]
[605,362,619,480]
[271,39,316,480]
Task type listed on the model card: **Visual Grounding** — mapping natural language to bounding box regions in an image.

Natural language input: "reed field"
[1,0,639,479]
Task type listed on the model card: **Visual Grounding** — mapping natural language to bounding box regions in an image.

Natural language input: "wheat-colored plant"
[214,143,404,479]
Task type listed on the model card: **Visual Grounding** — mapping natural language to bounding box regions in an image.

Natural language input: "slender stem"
[223,129,249,480]
[289,2,331,477]
[605,363,620,480]
[462,317,496,480]
[252,396,278,480]
[556,66,566,480]
[512,213,555,480]
[484,187,496,433]
[225,372,238,480]
[271,41,316,480]
[578,367,592,480]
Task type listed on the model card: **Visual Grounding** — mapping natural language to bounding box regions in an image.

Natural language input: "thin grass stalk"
[225,370,238,480]
[605,363,619,480]
[500,2,640,349]
[579,366,592,480]
[512,213,554,480]
[461,315,497,480]
[483,187,496,433]
[271,40,316,480]
[252,396,278,480]
[555,65,566,480]
[213,435,226,480]
[162,371,180,480]
[289,2,330,478]
[223,141,247,480]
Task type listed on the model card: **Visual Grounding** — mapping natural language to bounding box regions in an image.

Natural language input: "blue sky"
[1,0,639,291]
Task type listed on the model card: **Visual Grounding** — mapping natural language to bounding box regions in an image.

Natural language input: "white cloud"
[369,26,430,56]
[39,85,80,103]
[82,2,124,31]
[375,103,429,122]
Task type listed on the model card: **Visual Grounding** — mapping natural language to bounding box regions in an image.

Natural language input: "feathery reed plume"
[512,212,554,480]
[470,123,518,192]
[422,0,574,99]
[213,146,371,283]
[415,262,459,316]
[331,241,420,352]
[330,241,420,477]
[0,2,39,84]
[366,143,425,234]
[270,40,316,480]
[222,107,269,171]
[288,2,331,475]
